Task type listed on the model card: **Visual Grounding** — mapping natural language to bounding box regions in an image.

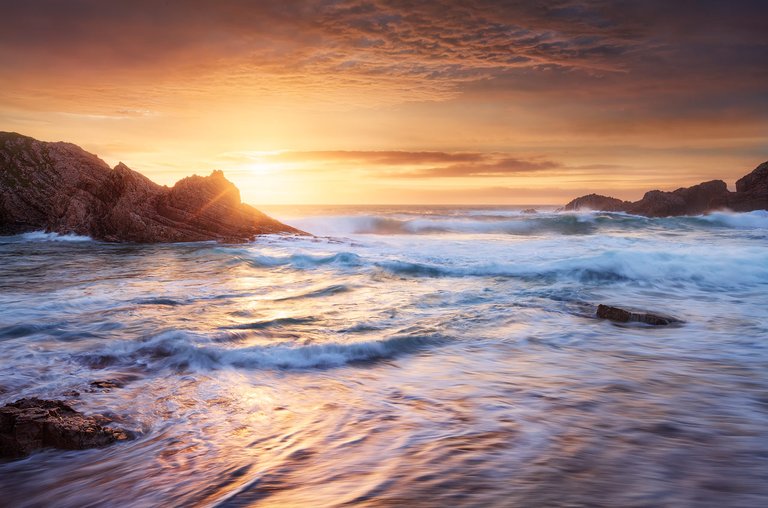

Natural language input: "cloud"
[267,150,485,165]
[396,158,562,178]
[251,150,563,178]
[4,0,764,109]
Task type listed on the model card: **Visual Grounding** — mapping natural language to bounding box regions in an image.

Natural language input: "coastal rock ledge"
[0,132,305,242]
[0,398,131,459]
[564,161,768,217]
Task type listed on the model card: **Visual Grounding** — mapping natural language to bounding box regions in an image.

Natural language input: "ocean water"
[1,206,767,507]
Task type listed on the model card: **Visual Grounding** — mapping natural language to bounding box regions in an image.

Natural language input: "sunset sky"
[1,0,766,205]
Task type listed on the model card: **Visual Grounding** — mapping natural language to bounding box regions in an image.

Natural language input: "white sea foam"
[19,231,93,242]
[695,210,768,228]
[237,231,768,289]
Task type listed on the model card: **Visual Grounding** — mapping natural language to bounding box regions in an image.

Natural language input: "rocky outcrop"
[730,161,768,212]
[596,304,681,326]
[564,161,768,217]
[563,194,628,213]
[0,132,305,242]
[0,398,131,459]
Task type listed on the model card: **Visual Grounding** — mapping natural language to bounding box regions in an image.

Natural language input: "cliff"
[563,161,768,217]
[0,132,305,242]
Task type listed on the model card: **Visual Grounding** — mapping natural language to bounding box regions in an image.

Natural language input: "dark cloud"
[3,1,765,88]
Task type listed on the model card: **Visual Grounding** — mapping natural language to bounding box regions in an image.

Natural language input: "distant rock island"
[564,161,768,216]
[0,132,305,242]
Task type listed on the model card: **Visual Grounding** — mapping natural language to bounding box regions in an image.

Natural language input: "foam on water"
[18,231,94,242]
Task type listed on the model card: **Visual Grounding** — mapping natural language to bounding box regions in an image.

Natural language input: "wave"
[289,213,609,236]
[273,284,351,301]
[241,251,363,269]
[224,316,317,330]
[76,330,446,371]
[691,210,768,229]
[377,248,768,287]
[228,237,768,288]
[286,209,768,238]
[135,297,186,306]
[17,231,93,242]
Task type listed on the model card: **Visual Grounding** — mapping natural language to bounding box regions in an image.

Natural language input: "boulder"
[0,132,306,242]
[0,398,131,459]
[596,304,681,326]
[88,380,123,391]
[563,194,628,212]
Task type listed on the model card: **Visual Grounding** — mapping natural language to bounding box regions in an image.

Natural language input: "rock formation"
[564,161,768,217]
[596,304,681,326]
[0,398,131,459]
[0,132,305,242]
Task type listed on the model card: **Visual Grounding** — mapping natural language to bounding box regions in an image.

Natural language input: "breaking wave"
[285,210,768,238]
[17,231,94,242]
[77,330,447,371]
[231,244,768,288]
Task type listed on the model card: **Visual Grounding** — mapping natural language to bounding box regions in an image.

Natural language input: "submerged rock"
[596,304,680,326]
[0,398,131,459]
[88,380,123,391]
[0,132,306,242]
[564,161,768,217]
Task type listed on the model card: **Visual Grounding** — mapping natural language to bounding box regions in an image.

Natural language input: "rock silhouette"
[564,161,768,216]
[0,132,305,242]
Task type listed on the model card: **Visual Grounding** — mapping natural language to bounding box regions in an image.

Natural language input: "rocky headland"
[0,132,305,242]
[564,161,768,216]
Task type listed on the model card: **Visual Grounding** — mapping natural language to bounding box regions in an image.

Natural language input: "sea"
[1,205,767,507]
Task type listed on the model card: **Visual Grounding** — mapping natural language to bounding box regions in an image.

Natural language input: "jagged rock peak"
[0,132,306,242]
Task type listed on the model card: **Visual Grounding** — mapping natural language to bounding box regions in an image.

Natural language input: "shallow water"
[1,207,767,507]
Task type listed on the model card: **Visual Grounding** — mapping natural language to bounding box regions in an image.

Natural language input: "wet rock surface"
[88,380,124,391]
[596,304,681,326]
[0,132,306,242]
[0,398,131,459]
[564,161,768,216]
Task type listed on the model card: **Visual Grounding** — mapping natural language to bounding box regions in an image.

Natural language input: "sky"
[1,0,767,205]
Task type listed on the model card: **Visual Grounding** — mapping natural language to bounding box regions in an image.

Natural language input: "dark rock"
[596,304,681,326]
[624,180,729,217]
[88,380,123,391]
[563,194,628,212]
[564,161,768,217]
[0,132,307,242]
[730,161,768,212]
[0,398,131,459]
[521,208,538,214]
[735,161,768,195]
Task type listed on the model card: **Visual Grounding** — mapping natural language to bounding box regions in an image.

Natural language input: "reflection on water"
[1,208,767,507]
